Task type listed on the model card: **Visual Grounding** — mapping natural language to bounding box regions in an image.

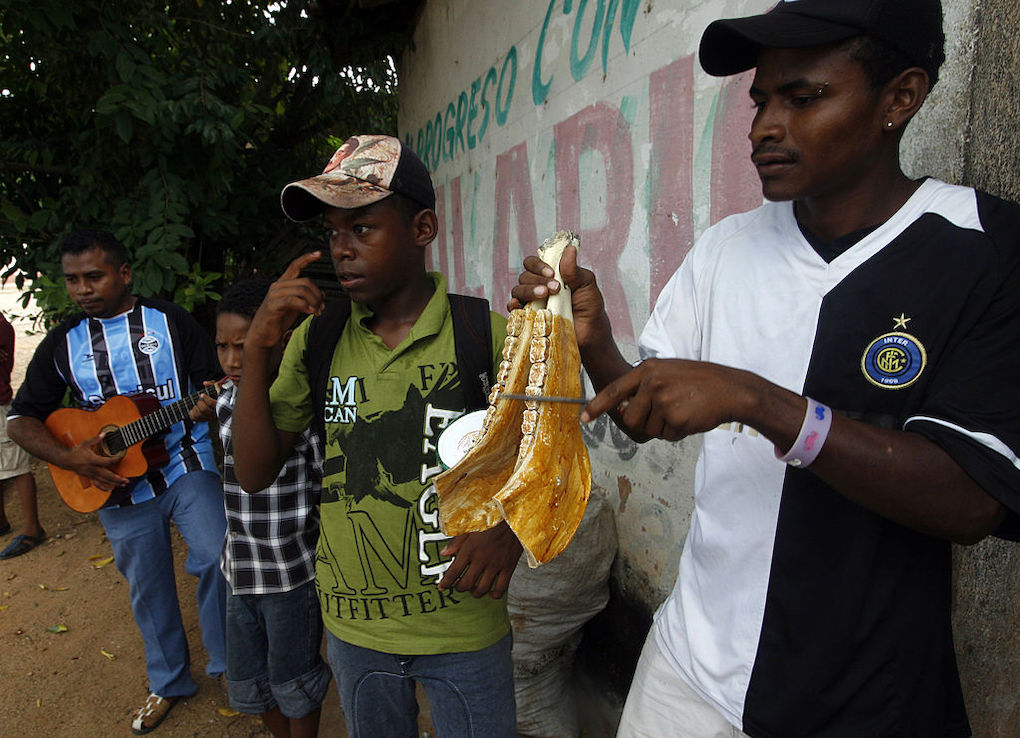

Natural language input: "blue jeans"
[98,470,227,697]
[225,580,332,718]
[326,631,516,738]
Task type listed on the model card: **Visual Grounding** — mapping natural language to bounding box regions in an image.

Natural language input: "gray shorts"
[0,406,30,481]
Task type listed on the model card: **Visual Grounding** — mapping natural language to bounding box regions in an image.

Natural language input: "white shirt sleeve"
[637,249,702,363]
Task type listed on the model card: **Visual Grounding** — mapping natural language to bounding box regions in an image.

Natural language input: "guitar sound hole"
[99,426,127,459]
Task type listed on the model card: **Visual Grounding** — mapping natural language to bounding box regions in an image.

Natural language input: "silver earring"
[886,122,894,128]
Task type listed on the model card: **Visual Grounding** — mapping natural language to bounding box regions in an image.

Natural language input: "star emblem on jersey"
[861,331,927,389]
[892,313,911,329]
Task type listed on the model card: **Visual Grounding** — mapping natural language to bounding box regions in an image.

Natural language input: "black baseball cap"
[699,0,945,84]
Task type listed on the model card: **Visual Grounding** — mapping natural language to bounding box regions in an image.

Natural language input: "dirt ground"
[0,468,318,737]
[0,289,354,737]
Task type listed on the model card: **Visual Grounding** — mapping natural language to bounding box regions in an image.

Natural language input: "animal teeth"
[533,309,552,337]
[434,231,590,568]
[529,337,550,363]
[527,362,548,387]
[507,310,526,336]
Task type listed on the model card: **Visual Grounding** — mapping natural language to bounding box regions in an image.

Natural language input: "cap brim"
[699,13,860,77]
[280,176,394,222]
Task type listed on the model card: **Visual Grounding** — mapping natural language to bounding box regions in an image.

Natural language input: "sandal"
[131,693,178,734]
[0,528,46,559]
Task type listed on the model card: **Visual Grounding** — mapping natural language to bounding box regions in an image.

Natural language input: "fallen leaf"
[217,708,240,717]
[100,649,115,660]
[53,587,69,592]
[38,584,47,590]
[0,605,9,611]
[46,624,68,633]
[36,699,41,708]
[87,554,105,561]
[56,551,66,557]
[91,556,115,568]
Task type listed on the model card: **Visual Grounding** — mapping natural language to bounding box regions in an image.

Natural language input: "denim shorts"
[225,579,332,718]
[326,630,516,738]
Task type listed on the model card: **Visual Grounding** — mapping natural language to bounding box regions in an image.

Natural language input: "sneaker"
[131,692,178,734]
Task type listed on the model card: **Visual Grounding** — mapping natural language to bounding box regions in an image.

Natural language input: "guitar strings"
[110,383,222,453]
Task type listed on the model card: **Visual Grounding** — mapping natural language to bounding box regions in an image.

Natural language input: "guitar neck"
[107,383,223,453]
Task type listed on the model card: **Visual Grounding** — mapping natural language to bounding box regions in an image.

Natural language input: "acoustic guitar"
[44,381,227,512]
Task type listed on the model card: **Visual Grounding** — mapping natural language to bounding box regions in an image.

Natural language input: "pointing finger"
[581,369,641,423]
[280,251,322,281]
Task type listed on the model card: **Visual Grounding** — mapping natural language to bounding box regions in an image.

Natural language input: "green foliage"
[0,0,411,323]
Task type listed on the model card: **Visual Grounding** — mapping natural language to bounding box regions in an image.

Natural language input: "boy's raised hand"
[247,251,325,350]
[508,244,608,349]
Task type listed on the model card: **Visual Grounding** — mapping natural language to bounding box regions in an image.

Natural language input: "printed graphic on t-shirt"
[316,364,465,623]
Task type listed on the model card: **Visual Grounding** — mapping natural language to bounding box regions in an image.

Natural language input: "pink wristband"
[775,397,832,467]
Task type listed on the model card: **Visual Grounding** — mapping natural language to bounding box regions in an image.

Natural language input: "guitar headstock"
[206,377,234,399]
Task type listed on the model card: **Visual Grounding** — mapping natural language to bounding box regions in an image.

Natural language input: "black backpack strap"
[448,293,493,412]
[304,297,352,446]
[303,293,492,446]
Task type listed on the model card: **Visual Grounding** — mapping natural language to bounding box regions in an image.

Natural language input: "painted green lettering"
[478,66,497,142]
[532,0,559,105]
[455,90,468,154]
[444,101,457,161]
[467,78,481,149]
[570,0,605,81]
[496,46,517,127]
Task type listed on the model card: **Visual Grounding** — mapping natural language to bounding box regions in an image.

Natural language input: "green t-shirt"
[270,273,510,654]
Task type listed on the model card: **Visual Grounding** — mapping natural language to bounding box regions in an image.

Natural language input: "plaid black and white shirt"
[217,383,321,595]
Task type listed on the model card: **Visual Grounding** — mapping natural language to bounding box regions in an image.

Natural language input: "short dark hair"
[60,229,128,266]
[217,278,272,319]
[843,36,919,91]
[387,192,430,225]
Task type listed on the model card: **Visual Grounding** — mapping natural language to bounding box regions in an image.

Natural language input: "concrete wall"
[950,0,1020,733]
[399,0,1019,731]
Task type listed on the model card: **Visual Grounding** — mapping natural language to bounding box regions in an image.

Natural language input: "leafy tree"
[0,0,416,323]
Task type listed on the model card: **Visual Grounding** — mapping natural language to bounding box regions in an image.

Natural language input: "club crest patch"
[137,334,160,355]
[861,331,926,389]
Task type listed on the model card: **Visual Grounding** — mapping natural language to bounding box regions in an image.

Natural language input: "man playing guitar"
[7,229,227,735]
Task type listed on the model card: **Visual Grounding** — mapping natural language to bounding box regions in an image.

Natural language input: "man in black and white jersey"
[513,0,1020,735]
[8,229,227,734]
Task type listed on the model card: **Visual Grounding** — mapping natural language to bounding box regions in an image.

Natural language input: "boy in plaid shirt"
[194,280,330,738]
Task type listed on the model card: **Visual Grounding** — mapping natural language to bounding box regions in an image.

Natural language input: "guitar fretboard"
[104,383,223,454]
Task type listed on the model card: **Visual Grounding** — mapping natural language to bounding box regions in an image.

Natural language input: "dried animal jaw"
[434,308,536,535]
[435,231,592,567]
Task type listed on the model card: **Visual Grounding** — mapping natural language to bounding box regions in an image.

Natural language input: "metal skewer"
[497,393,587,404]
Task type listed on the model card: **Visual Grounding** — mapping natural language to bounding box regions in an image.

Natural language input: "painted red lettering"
[648,54,695,311]
[554,102,635,341]
[493,142,539,302]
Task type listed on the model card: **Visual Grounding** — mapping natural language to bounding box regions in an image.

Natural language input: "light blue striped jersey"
[11,297,218,506]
